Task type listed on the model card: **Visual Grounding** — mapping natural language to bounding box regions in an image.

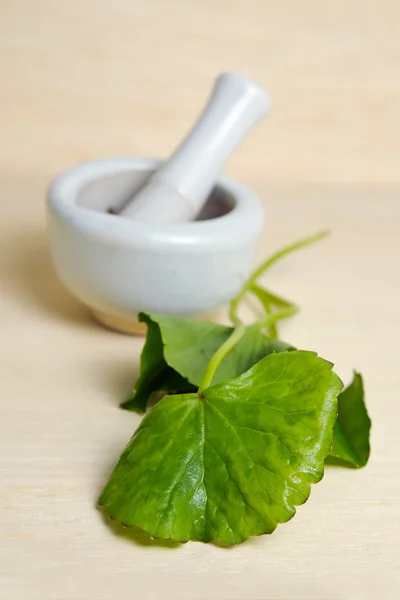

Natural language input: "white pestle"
[120,73,271,223]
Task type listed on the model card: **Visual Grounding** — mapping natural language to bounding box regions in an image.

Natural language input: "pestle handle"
[121,73,271,223]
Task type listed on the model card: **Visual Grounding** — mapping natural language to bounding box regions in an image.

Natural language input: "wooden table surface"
[1,1,400,185]
[1,1,400,598]
[1,176,399,600]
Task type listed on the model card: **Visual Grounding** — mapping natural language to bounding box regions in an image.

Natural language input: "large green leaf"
[327,372,371,468]
[122,313,292,412]
[100,350,342,544]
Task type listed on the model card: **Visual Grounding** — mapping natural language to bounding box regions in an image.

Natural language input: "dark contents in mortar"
[77,169,234,222]
[107,187,232,220]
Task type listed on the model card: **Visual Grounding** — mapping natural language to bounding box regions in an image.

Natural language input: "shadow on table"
[98,508,181,549]
[98,508,241,550]
[86,357,140,406]
[3,228,96,329]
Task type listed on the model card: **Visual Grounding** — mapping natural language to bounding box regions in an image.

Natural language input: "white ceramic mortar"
[47,157,264,334]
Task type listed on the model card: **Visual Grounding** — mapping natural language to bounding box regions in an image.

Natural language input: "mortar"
[47,157,264,334]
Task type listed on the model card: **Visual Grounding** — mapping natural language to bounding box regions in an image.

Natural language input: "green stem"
[198,325,246,394]
[259,294,278,340]
[228,297,244,326]
[267,318,278,340]
[203,232,328,394]
[246,230,329,285]
[229,230,329,325]
[249,284,295,309]
[254,306,298,329]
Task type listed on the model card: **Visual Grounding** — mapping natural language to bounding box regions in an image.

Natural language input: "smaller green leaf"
[122,313,294,413]
[327,372,371,468]
[121,314,196,411]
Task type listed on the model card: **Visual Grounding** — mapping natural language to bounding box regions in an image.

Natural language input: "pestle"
[120,73,271,223]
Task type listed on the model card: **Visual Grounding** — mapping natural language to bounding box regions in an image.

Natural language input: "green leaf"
[122,313,293,412]
[121,315,195,412]
[100,350,342,545]
[327,372,371,468]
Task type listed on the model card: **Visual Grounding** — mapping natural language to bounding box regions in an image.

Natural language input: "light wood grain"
[1,0,400,183]
[1,3,400,598]
[1,172,399,599]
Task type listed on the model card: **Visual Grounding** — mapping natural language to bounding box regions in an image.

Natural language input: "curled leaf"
[327,372,371,468]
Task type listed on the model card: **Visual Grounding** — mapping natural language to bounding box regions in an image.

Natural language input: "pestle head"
[120,73,271,224]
